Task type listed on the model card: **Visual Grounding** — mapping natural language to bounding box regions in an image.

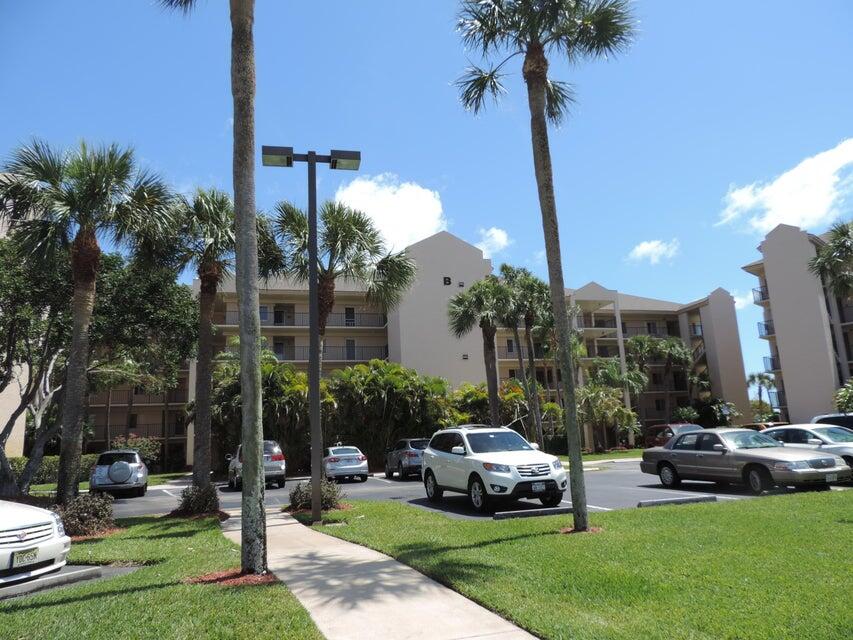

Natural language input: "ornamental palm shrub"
[671,406,700,424]
[288,479,342,512]
[834,379,853,413]
[175,484,220,516]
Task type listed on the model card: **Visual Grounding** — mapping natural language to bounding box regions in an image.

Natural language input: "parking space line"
[163,489,177,497]
[373,478,394,484]
[561,500,612,511]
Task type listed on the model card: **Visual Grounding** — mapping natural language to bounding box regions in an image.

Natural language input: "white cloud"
[335,173,446,250]
[718,138,853,234]
[732,291,753,310]
[475,226,512,258]
[626,238,679,265]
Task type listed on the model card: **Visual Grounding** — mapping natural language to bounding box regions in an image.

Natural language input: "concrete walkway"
[222,509,536,640]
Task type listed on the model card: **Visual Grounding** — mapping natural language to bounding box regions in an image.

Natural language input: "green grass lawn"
[30,472,189,493]
[0,516,321,640]
[558,449,643,463]
[309,492,853,640]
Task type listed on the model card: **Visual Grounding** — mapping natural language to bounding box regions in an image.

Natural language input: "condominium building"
[743,223,851,422]
[0,218,26,457]
[77,230,749,466]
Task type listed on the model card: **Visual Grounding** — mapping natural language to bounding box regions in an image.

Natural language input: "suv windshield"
[466,431,532,453]
[97,452,136,465]
[722,432,779,449]
[409,439,429,450]
[813,426,853,443]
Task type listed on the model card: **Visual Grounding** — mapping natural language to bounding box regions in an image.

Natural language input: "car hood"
[820,444,853,456]
[734,446,840,462]
[469,449,556,465]
[0,500,54,528]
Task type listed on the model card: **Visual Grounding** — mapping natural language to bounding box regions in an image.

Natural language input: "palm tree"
[0,140,171,504]
[456,0,635,532]
[159,0,266,575]
[576,383,636,453]
[273,200,416,368]
[625,334,657,424]
[656,337,692,422]
[747,371,775,408]
[587,357,646,448]
[809,221,853,296]
[448,276,513,427]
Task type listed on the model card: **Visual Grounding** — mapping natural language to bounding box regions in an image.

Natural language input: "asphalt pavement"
[112,460,779,520]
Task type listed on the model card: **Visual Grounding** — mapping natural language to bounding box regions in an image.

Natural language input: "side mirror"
[451,445,466,455]
[807,438,823,446]
[712,443,727,452]
[530,443,540,450]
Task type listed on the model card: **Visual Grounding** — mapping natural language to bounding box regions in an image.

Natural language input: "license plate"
[826,473,838,482]
[12,547,39,568]
[531,482,546,493]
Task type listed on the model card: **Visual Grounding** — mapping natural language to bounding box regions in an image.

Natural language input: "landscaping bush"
[8,454,99,486]
[288,479,343,511]
[174,485,220,515]
[110,435,161,463]
[54,492,115,537]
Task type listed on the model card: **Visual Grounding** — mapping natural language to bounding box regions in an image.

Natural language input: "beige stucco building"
[743,223,850,422]
[1,218,26,458]
[76,230,749,466]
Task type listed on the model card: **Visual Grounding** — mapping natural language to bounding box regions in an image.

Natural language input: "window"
[655,398,665,411]
[331,447,361,456]
[787,429,812,444]
[508,369,516,379]
[698,433,722,451]
[466,431,531,453]
[448,433,465,453]
[768,430,787,443]
[647,321,657,335]
[346,339,356,360]
[394,440,406,451]
[652,373,662,385]
[97,452,137,465]
[345,307,356,327]
[815,415,853,430]
[259,305,268,321]
[429,433,450,453]
[409,439,429,450]
[507,339,514,353]
[673,433,699,450]
[812,426,853,442]
[263,442,282,455]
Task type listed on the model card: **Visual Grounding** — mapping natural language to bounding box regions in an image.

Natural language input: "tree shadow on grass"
[0,579,181,613]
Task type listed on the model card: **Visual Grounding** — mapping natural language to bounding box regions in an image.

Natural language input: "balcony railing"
[497,346,546,360]
[217,310,386,328]
[577,317,617,329]
[622,327,672,338]
[757,320,775,337]
[88,389,189,406]
[753,286,769,303]
[764,355,781,371]
[271,345,388,362]
[89,423,188,442]
[689,323,703,337]
[768,390,786,408]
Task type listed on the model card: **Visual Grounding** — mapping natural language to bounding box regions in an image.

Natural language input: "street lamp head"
[330,149,361,171]
[261,145,294,167]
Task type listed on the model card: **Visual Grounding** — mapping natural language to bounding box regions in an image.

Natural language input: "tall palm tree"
[656,337,693,422]
[0,140,171,504]
[809,221,853,296]
[273,200,416,368]
[448,276,512,427]
[747,371,775,408]
[588,357,646,448]
[456,0,635,532]
[159,0,267,575]
[625,334,657,424]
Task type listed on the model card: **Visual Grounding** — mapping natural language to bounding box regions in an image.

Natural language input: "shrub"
[288,479,343,511]
[174,485,220,515]
[54,493,115,537]
[8,454,99,486]
[671,406,700,424]
[110,435,161,463]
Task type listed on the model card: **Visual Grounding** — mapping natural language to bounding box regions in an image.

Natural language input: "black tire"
[227,475,234,491]
[812,483,831,492]
[424,470,443,502]
[140,484,147,497]
[468,475,490,513]
[540,492,563,508]
[745,466,771,495]
[277,477,286,489]
[659,463,681,488]
[360,474,368,482]
[384,461,393,479]
[715,481,730,488]
[397,462,406,481]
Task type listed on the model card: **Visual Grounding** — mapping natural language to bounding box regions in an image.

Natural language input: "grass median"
[309,491,853,639]
[0,516,321,640]
[30,472,189,493]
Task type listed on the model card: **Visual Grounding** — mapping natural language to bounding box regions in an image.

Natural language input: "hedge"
[8,454,99,485]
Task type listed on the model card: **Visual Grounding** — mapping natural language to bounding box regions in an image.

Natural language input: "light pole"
[261,146,361,523]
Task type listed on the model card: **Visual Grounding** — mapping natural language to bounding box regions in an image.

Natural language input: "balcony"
[768,390,786,408]
[497,346,546,360]
[577,317,617,329]
[88,389,189,406]
[763,355,781,372]
[689,323,703,337]
[757,320,775,338]
[89,423,188,442]
[272,344,388,362]
[622,326,671,338]
[217,310,386,328]
[753,286,769,304]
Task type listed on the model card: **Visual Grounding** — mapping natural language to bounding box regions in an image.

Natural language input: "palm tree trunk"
[523,322,545,447]
[523,42,588,531]
[193,275,216,489]
[105,388,112,448]
[231,0,266,574]
[57,227,100,505]
[162,391,170,473]
[125,387,135,438]
[482,326,501,427]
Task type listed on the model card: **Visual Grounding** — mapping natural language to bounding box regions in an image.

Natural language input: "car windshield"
[331,447,360,455]
[466,431,532,453]
[722,432,779,449]
[409,439,429,450]
[815,415,853,430]
[97,452,136,465]
[812,426,853,443]
[263,442,281,454]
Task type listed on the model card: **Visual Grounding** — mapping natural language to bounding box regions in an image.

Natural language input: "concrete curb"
[637,496,717,508]
[0,565,102,600]
[493,506,573,520]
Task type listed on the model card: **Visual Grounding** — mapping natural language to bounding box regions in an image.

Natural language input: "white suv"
[422,425,567,512]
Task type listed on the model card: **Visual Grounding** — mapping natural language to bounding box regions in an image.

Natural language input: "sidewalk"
[222,509,536,640]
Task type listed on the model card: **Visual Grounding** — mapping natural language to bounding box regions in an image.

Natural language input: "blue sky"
[2,0,852,385]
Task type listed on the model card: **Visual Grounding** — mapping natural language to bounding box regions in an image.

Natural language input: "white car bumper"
[481,467,568,497]
[0,534,71,586]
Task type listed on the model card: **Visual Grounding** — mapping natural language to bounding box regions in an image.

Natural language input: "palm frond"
[809,221,853,297]
[456,64,508,114]
[570,0,635,59]
[273,201,310,282]
[365,251,416,311]
[544,78,575,125]
[158,0,197,14]
[457,0,509,54]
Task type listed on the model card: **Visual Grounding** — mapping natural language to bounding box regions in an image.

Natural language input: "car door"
[669,433,700,478]
[427,434,449,485]
[695,433,735,480]
[786,428,822,451]
[388,440,402,468]
[444,433,469,490]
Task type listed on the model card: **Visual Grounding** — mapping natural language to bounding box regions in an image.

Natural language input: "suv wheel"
[468,475,490,513]
[397,462,406,481]
[745,466,770,495]
[277,477,286,489]
[540,492,562,508]
[384,461,393,479]
[424,471,443,502]
[659,463,680,488]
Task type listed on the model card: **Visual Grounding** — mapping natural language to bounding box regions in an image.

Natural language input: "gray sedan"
[764,424,853,469]
[641,428,851,494]
[384,437,429,480]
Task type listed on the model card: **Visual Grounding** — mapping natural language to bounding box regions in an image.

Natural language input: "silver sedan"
[764,424,853,470]
[323,446,368,482]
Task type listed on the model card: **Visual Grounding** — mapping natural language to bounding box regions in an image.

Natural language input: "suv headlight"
[51,512,66,537]
[482,462,511,473]
[773,460,809,471]
[552,460,563,470]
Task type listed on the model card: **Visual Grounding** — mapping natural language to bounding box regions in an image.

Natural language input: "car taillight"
[405,451,419,458]
[271,453,285,462]
[328,456,340,463]
[358,455,367,461]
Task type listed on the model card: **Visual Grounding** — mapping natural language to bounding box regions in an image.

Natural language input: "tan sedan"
[640,428,851,494]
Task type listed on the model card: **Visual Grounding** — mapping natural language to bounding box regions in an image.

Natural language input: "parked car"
[422,425,567,512]
[323,446,368,482]
[811,413,853,430]
[90,450,148,497]
[740,421,789,431]
[640,428,851,494]
[764,424,853,468]
[227,440,286,490]
[0,500,70,586]
[642,423,703,448]
[385,437,429,480]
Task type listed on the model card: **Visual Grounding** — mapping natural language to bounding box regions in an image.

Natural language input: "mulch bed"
[165,509,231,522]
[559,526,603,535]
[183,568,279,587]
[285,502,353,515]
[71,527,126,542]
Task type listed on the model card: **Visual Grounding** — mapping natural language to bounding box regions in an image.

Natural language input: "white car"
[90,449,149,497]
[227,440,287,490]
[0,500,70,586]
[422,425,567,512]
[323,446,368,482]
